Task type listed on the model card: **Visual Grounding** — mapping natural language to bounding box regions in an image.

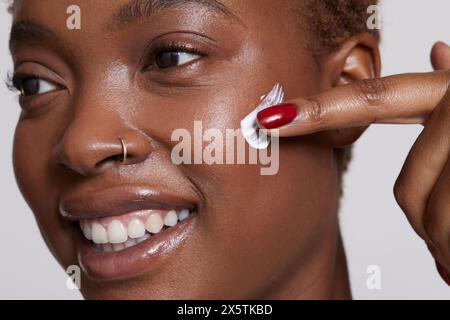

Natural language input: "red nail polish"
[436,261,450,286]
[257,103,298,129]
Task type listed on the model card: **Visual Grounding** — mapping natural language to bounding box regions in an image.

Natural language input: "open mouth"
[60,186,199,279]
[79,208,193,253]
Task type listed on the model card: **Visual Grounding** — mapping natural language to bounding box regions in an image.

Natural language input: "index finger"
[257,70,450,137]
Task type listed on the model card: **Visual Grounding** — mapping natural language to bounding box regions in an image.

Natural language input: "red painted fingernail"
[257,103,298,129]
[436,261,450,286]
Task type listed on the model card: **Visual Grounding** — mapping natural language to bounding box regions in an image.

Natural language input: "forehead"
[10,0,299,23]
[10,1,299,43]
[9,0,305,68]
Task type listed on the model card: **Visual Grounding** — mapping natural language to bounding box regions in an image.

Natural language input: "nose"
[54,113,152,176]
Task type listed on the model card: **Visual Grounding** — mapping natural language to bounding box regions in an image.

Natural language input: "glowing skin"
[19,0,447,299]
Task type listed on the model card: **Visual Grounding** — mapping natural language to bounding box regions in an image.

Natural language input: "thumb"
[431,41,450,70]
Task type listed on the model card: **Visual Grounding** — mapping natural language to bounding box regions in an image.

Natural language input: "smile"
[79,208,192,252]
[59,186,198,279]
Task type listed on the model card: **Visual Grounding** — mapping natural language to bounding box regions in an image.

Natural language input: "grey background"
[0,0,449,299]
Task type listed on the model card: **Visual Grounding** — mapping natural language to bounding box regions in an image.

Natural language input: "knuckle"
[393,179,413,213]
[307,98,326,124]
[355,78,388,107]
[393,183,428,239]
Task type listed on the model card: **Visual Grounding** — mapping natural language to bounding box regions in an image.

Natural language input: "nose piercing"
[119,137,127,163]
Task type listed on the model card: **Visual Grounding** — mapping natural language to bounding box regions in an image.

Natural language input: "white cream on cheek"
[240,83,285,150]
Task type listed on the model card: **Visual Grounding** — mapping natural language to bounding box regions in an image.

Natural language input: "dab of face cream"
[240,83,285,149]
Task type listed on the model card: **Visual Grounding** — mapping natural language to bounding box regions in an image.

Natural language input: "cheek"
[13,121,76,266]
[210,138,337,232]
[185,134,338,296]
[168,53,336,287]
[13,123,48,206]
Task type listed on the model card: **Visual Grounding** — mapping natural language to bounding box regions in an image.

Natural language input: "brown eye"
[16,76,59,96]
[155,51,201,69]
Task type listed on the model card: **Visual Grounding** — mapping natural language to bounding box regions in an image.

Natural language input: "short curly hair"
[303,0,380,51]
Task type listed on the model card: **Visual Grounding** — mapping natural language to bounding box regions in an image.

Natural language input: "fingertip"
[433,41,449,49]
[256,103,298,130]
[431,41,450,70]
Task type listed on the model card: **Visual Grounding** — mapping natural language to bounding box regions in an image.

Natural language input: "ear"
[317,33,381,147]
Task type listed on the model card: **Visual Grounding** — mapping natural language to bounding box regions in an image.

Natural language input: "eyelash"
[5,71,58,97]
[143,41,205,70]
[5,42,206,95]
[5,71,17,93]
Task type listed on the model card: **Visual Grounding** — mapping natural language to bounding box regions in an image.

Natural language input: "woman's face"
[11,0,340,299]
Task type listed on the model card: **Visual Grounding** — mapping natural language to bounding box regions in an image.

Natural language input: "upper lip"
[59,186,197,221]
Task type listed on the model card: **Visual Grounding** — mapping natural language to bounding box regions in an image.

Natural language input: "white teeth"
[91,223,108,244]
[127,218,146,239]
[145,213,164,234]
[85,225,92,240]
[107,220,128,244]
[164,210,178,227]
[82,209,192,249]
[178,209,190,221]
[79,221,92,240]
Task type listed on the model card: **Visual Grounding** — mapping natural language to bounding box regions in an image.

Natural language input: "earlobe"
[317,33,381,147]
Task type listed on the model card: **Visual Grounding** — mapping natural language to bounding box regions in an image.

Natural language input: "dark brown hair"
[304,0,380,50]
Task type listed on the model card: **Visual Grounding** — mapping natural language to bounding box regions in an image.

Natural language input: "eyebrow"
[107,0,242,31]
[9,19,58,50]
[9,0,242,50]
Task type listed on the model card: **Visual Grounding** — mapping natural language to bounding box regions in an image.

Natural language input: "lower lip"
[77,215,196,280]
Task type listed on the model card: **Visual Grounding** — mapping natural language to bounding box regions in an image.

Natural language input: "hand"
[257,42,450,285]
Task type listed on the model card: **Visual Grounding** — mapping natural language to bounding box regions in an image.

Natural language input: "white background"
[0,0,449,299]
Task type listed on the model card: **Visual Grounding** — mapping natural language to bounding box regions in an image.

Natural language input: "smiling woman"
[4,0,450,300]
[6,0,377,299]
